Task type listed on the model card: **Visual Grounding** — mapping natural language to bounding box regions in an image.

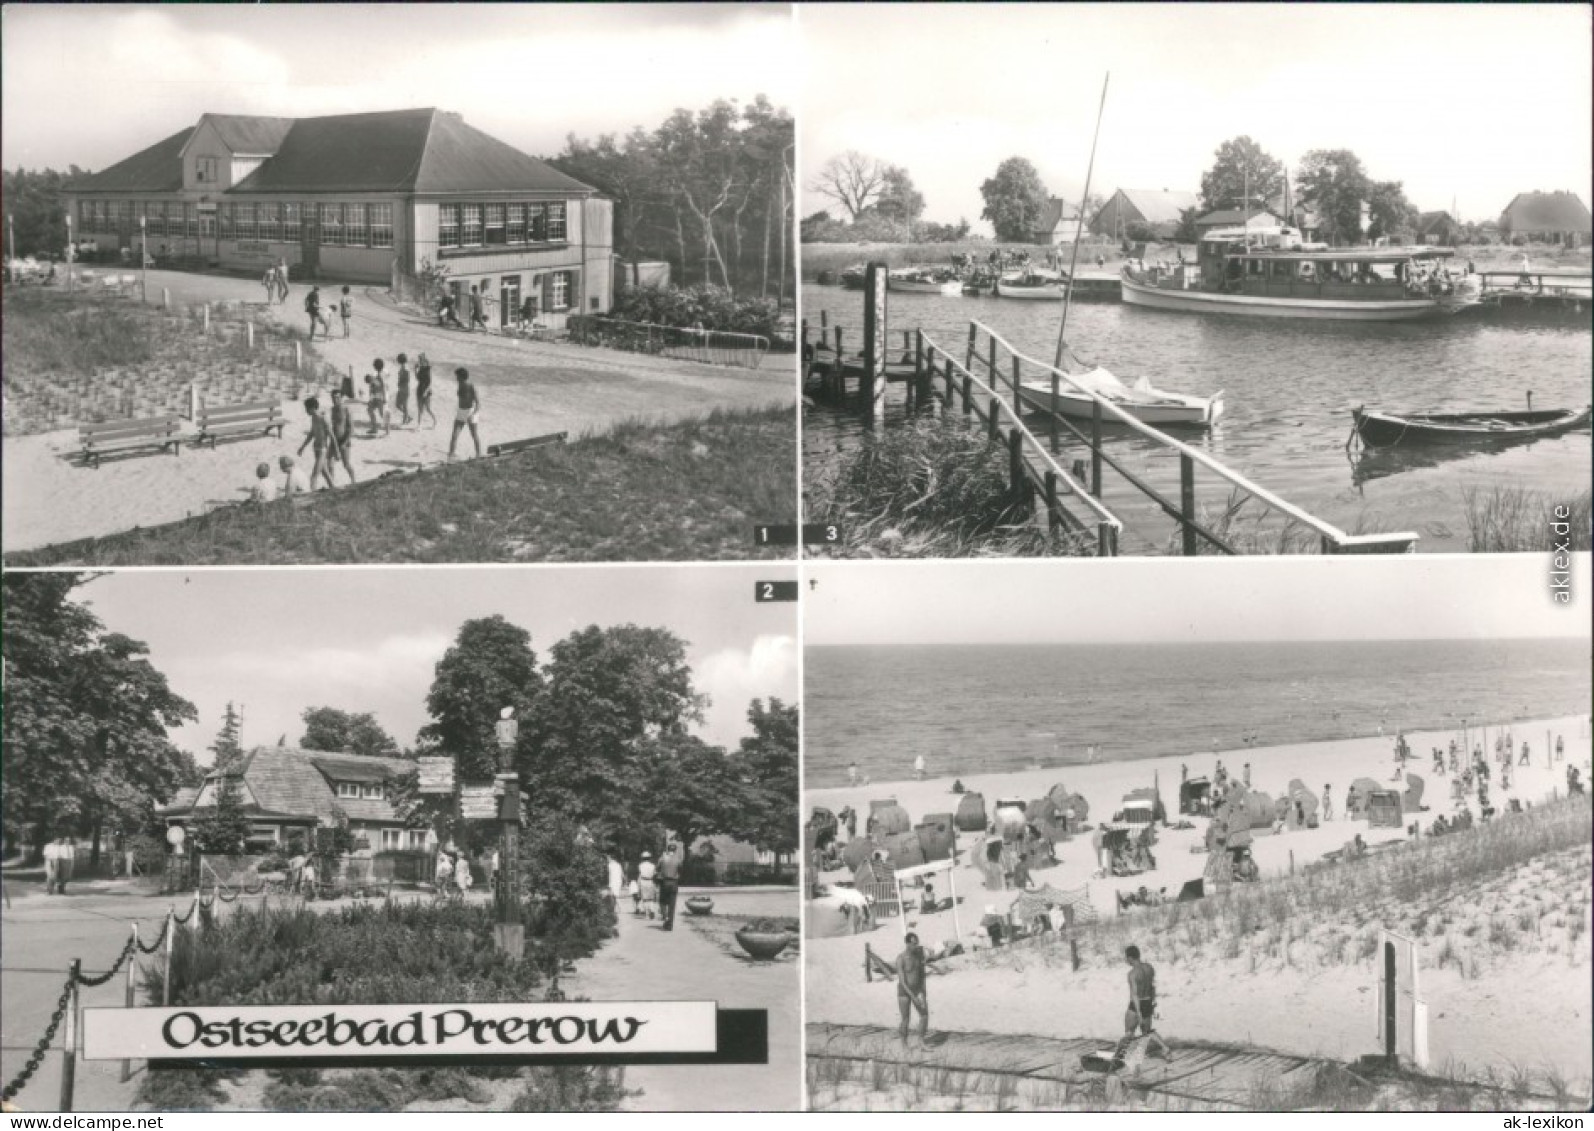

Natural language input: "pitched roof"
[201,113,295,155]
[70,127,195,193]
[230,108,595,195]
[1500,191,1592,233]
[1033,197,1083,233]
[1196,207,1282,226]
[166,745,411,825]
[1115,188,1200,225]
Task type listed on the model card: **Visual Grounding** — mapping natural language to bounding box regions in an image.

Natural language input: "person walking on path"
[896,932,930,1046]
[261,266,277,305]
[329,389,358,485]
[656,843,682,931]
[365,359,390,437]
[448,367,483,459]
[42,838,60,895]
[637,852,658,920]
[305,286,325,339]
[294,396,337,490]
[339,285,354,339]
[415,353,436,429]
[470,285,487,332]
[395,353,412,426]
[1322,784,1333,822]
[1114,945,1170,1063]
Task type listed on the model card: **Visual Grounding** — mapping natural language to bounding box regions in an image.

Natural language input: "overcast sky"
[1,4,793,171]
[71,566,797,765]
[799,4,1593,232]
[805,556,1593,647]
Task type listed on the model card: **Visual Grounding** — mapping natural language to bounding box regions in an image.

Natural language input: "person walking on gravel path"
[329,389,358,485]
[339,285,354,338]
[415,352,437,429]
[365,358,391,437]
[395,353,412,426]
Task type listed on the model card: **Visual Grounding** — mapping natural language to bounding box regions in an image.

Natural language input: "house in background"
[1194,206,1286,237]
[159,745,424,855]
[1029,197,1084,245]
[1090,188,1200,241]
[1416,211,1461,246]
[1498,191,1592,246]
[686,833,797,884]
[63,108,613,328]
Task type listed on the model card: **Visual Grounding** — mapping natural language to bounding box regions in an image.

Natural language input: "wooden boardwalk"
[807,1021,1330,1109]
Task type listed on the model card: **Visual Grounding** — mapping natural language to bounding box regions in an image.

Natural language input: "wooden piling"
[862,262,888,426]
[1180,453,1198,556]
[1091,400,1104,497]
[1008,428,1025,499]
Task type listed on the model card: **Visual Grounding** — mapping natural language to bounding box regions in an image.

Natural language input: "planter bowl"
[685,896,715,916]
[734,927,790,960]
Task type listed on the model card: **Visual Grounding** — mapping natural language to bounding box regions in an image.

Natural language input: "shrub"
[610,284,780,340]
[136,1066,237,1111]
[507,1066,632,1112]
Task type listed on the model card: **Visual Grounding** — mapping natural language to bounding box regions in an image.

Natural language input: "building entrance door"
[500,276,520,329]
[301,206,320,280]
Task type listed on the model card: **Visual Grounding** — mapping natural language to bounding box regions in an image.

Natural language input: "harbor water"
[804,637,1593,788]
[802,283,1592,552]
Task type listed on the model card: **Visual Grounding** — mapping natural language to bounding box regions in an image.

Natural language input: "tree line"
[1,574,796,869]
[804,135,1441,247]
[548,96,794,301]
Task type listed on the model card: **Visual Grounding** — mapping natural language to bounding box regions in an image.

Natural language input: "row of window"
[244,823,429,852]
[438,201,567,250]
[335,781,386,800]
[75,200,396,249]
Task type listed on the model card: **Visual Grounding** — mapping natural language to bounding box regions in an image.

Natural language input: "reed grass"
[1463,486,1592,553]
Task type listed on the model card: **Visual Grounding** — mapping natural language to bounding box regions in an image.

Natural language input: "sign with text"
[460,785,498,820]
[83,1002,717,1061]
[416,757,455,795]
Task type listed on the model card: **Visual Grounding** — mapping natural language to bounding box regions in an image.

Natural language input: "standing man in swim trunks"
[1114,945,1170,1062]
[329,388,358,485]
[295,397,337,490]
[896,932,930,1046]
[448,366,483,459]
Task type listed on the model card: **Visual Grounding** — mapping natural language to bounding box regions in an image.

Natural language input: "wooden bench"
[80,416,184,468]
[196,401,289,448]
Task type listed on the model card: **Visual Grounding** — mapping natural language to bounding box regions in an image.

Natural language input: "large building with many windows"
[64,108,614,326]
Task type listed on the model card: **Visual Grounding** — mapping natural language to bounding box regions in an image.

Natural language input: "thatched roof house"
[1499,191,1591,246]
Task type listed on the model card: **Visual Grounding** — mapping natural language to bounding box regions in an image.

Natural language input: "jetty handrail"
[920,333,1123,538]
[967,320,1419,553]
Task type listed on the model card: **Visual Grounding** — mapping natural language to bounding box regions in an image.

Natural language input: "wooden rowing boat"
[1351,404,1591,447]
[1019,367,1222,427]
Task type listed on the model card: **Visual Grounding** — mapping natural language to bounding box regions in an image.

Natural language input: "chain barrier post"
[120,927,138,1083]
[163,910,175,1006]
[59,960,79,1112]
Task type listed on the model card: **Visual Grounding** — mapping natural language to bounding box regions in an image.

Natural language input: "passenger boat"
[995,269,1068,300]
[887,267,962,296]
[1019,366,1222,427]
[838,264,867,290]
[1121,225,1483,321]
[1350,404,1591,448]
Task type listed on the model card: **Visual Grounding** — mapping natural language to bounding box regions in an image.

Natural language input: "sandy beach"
[3,271,794,551]
[806,713,1594,1090]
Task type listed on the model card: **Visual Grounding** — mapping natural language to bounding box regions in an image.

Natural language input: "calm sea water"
[802,284,1592,553]
[804,638,1592,788]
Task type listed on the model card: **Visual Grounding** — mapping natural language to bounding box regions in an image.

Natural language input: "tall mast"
[1055,72,1109,370]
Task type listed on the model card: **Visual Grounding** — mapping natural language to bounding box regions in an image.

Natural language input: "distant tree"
[1366,179,1419,244]
[2,573,197,859]
[875,166,927,237]
[1199,136,1285,214]
[190,773,249,856]
[810,150,890,221]
[920,218,972,243]
[300,707,404,759]
[2,167,86,258]
[646,733,747,857]
[726,698,799,856]
[420,616,542,784]
[979,157,1050,242]
[209,703,244,772]
[1174,207,1201,244]
[1296,148,1371,246]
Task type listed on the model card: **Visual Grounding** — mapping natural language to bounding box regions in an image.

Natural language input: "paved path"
[562,889,800,1111]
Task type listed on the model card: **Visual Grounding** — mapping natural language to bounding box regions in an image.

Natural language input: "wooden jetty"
[1474,269,1592,317]
[804,263,1419,556]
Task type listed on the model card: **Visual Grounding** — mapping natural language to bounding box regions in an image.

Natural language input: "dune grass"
[3,406,796,565]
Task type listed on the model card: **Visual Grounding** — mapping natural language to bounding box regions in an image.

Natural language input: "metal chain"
[172,899,198,925]
[136,918,170,955]
[215,885,239,904]
[75,935,137,988]
[1,977,73,1102]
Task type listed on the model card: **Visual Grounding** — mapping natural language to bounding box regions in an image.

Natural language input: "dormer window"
[337,782,360,799]
[195,156,219,184]
[336,781,386,800]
